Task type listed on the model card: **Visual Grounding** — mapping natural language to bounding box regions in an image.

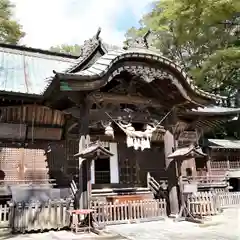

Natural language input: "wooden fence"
[0,199,73,233]
[187,192,218,217]
[216,192,240,208]
[91,199,167,225]
[0,204,9,228]
[187,191,240,217]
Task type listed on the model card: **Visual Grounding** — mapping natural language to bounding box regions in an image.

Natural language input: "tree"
[0,0,25,44]
[125,0,240,96]
[50,44,81,56]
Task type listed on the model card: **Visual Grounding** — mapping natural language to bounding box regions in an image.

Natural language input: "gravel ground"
[0,208,239,240]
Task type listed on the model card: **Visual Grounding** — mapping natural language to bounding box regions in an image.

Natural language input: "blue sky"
[11,0,153,49]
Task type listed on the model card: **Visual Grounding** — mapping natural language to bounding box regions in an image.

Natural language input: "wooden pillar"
[78,95,91,209]
[226,153,230,170]
[164,130,179,216]
[206,148,211,174]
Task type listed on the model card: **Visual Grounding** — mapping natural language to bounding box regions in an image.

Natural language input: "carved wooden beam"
[64,107,163,123]
[90,92,163,108]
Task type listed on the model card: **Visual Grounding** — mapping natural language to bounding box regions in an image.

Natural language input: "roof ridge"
[0,42,78,59]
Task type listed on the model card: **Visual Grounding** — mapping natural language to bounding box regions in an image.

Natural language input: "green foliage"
[50,44,81,56]
[125,0,240,96]
[192,47,240,95]
[0,0,25,44]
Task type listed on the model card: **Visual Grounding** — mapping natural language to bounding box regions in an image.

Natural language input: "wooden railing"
[210,161,240,169]
[229,161,240,169]
[147,173,168,197]
[183,175,227,187]
[91,199,167,225]
[147,173,160,195]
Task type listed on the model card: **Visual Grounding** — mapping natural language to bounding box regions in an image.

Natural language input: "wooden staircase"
[147,172,168,196]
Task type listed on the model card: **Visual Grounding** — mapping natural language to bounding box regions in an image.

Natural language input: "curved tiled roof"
[54,47,229,106]
[190,106,240,115]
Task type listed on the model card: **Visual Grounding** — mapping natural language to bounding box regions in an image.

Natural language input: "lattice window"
[24,148,49,182]
[0,146,49,184]
[0,147,21,183]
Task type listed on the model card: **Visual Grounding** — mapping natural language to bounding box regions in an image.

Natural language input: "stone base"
[168,213,178,219]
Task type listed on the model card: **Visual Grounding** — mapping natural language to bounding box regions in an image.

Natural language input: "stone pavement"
[0,208,239,240]
[107,208,240,240]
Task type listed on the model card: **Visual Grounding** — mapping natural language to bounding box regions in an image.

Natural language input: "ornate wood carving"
[125,30,151,49]
[55,48,226,106]
[90,92,163,108]
[64,107,162,123]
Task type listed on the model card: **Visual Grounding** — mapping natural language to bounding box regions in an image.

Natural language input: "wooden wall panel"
[27,127,62,140]
[0,123,26,140]
[0,105,65,126]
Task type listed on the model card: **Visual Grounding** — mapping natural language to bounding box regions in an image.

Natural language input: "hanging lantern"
[105,123,114,138]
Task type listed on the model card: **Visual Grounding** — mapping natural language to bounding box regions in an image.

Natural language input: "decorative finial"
[143,30,151,46]
[125,29,151,50]
[95,27,101,39]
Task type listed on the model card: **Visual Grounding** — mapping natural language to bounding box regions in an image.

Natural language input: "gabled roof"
[74,141,113,159]
[178,106,240,133]
[168,145,206,158]
[208,139,240,149]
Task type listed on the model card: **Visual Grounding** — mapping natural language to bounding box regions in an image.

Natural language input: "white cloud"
[11,0,152,49]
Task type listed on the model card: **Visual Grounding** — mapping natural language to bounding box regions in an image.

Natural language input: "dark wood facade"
[1,30,240,215]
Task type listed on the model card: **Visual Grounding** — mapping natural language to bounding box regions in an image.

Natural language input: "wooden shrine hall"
[0,28,240,216]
